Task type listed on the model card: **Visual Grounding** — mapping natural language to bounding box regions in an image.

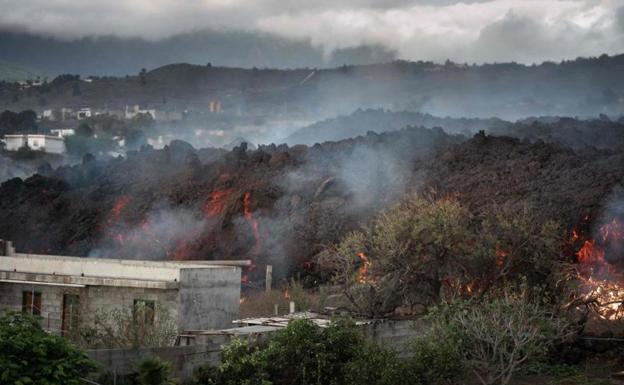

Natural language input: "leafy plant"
[0,311,97,385]
[424,290,574,385]
[135,356,176,385]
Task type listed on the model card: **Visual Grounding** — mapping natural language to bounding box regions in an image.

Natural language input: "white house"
[4,134,66,154]
[77,108,92,120]
[125,105,156,120]
[50,129,75,138]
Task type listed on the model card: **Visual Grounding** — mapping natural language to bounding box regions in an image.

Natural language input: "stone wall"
[86,319,424,381]
[88,335,230,381]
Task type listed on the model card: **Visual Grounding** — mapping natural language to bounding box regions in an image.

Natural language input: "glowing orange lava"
[204,189,233,218]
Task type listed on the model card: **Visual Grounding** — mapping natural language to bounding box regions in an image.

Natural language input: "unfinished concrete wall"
[178,267,241,331]
[0,282,84,333]
[361,319,425,357]
[88,335,229,381]
[84,286,179,326]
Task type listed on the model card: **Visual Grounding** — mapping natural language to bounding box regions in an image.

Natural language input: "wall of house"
[178,267,241,331]
[4,136,26,151]
[0,282,84,333]
[0,282,180,334]
[84,286,179,326]
[40,138,65,154]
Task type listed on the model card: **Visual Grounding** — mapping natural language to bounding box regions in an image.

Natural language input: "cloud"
[0,0,622,63]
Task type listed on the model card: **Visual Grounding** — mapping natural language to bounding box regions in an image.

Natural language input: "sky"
[1,0,624,64]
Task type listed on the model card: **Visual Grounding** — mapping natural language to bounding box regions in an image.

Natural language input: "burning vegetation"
[0,126,623,289]
[572,217,624,320]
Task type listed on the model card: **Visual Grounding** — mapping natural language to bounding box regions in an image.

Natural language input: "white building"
[77,108,92,120]
[125,105,156,120]
[50,128,75,138]
[4,134,66,154]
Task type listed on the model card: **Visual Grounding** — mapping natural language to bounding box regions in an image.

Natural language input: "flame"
[204,188,233,218]
[283,289,290,300]
[573,217,624,320]
[356,252,374,284]
[495,248,508,268]
[100,195,131,244]
[576,240,605,265]
[240,297,247,304]
[109,195,131,222]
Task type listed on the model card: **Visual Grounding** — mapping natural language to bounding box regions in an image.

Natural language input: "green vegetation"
[319,194,563,317]
[0,109,38,136]
[191,318,464,385]
[0,311,97,385]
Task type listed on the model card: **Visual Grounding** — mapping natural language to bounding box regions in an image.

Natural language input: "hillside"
[0,124,622,281]
[2,55,624,120]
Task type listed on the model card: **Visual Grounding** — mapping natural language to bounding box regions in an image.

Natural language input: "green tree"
[424,290,574,385]
[0,312,97,385]
[319,194,563,316]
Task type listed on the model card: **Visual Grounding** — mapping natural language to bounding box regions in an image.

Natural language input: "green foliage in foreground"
[190,318,464,385]
[0,311,97,385]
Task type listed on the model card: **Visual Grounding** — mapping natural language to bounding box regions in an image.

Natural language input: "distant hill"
[284,109,507,145]
[1,55,624,120]
[0,60,45,82]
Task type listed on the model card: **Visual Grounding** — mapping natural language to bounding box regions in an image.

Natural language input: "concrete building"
[3,134,66,154]
[77,108,92,120]
[125,105,156,120]
[50,128,75,138]
[0,241,247,335]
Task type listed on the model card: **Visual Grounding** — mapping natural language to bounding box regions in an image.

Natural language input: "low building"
[125,105,156,120]
[50,128,75,138]
[3,134,66,154]
[0,240,248,335]
[77,108,92,120]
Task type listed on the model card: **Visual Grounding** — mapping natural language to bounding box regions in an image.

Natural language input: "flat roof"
[1,252,249,283]
[4,134,64,140]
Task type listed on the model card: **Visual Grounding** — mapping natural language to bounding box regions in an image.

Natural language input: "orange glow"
[110,195,131,222]
[204,188,233,218]
[573,217,624,320]
[576,239,605,265]
[356,252,374,284]
[495,248,508,268]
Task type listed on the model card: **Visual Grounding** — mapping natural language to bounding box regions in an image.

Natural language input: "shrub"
[319,194,563,317]
[192,318,468,385]
[135,356,176,385]
[0,311,97,385]
[424,290,574,385]
[407,334,464,385]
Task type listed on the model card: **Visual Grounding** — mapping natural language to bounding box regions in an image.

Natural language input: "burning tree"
[319,194,564,317]
[568,216,624,321]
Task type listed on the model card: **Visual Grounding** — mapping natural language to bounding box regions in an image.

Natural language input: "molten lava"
[204,189,233,218]
[101,195,132,245]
